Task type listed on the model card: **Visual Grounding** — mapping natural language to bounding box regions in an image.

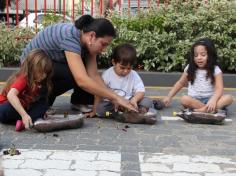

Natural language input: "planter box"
[0,67,235,87]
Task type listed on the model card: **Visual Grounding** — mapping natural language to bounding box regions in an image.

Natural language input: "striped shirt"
[20,23,81,63]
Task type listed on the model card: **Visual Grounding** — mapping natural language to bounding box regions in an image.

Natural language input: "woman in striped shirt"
[20,15,137,114]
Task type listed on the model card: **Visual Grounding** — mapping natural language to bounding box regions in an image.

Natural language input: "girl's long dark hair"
[187,38,218,85]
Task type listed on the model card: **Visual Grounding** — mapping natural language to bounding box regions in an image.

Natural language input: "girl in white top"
[163,38,233,113]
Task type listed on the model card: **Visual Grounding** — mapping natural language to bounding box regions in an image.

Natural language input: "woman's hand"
[85,111,96,118]
[113,96,138,112]
[22,114,33,129]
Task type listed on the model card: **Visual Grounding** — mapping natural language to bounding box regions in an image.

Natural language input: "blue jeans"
[0,99,48,124]
[48,62,94,106]
[196,97,227,110]
[196,97,209,104]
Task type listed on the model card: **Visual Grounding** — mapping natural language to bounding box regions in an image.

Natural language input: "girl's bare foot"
[194,106,207,113]
[194,106,217,113]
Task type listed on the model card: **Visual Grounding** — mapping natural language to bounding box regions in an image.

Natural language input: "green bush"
[41,13,71,28]
[0,0,235,73]
[0,13,68,67]
[0,23,33,67]
[100,0,236,72]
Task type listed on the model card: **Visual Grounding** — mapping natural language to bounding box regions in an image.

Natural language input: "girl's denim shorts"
[196,97,209,104]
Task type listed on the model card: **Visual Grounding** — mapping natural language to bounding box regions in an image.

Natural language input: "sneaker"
[217,109,228,116]
[153,99,165,110]
[71,104,93,113]
[15,120,25,132]
[46,107,56,115]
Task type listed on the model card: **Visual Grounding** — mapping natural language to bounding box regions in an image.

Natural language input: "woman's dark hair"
[112,43,137,66]
[75,15,116,38]
[0,0,11,11]
[187,38,218,85]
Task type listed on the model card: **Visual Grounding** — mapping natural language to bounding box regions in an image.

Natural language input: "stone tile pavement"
[2,149,121,176]
[140,152,236,176]
[0,87,236,176]
[1,149,236,176]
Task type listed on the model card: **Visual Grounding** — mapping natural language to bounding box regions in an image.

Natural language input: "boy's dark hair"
[111,43,137,66]
[187,38,218,85]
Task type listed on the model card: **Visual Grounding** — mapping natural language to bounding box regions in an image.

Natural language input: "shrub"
[99,0,236,72]
[41,13,71,28]
[0,0,235,73]
[0,23,33,67]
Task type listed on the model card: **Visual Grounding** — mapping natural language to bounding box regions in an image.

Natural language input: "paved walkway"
[1,87,236,176]
[2,149,236,176]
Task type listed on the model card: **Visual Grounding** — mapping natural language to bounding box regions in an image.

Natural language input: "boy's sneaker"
[15,120,25,132]
[71,104,93,113]
[153,99,165,110]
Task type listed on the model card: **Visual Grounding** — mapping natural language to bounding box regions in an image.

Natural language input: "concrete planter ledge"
[0,67,235,87]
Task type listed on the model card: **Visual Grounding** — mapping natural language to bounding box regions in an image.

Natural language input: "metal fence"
[0,0,209,28]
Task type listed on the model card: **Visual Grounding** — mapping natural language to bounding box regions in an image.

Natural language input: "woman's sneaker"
[71,104,93,113]
[46,106,56,115]
[15,120,25,132]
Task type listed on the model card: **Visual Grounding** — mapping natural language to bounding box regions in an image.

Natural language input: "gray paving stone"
[121,162,140,171]
[77,144,120,151]
[121,171,141,176]
[122,152,139,162]
[33,144,77,150]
